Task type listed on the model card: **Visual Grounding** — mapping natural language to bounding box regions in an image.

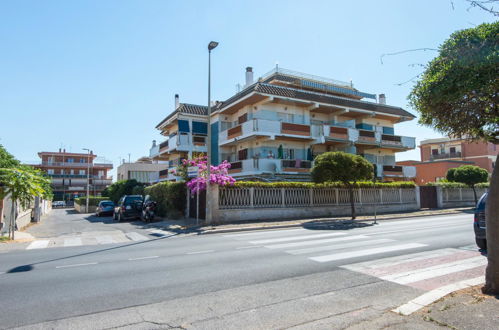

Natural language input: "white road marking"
[64,237,82,247]
[95,235,114,245]
[249,232,346,244]
[310,243,427,263]
[223,229,305,238]
[26,240,50,250]
[128,256,159,261]
[287,238,394,255]
[236,246,263,250]
[125,232,149,242]
[381,256,487,284]
[186,250,214,255]
[263,235,353,249]
[56,262,98,269]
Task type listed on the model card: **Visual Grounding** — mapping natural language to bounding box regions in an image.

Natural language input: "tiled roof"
[155,103,208,129]
[219,83,415,119]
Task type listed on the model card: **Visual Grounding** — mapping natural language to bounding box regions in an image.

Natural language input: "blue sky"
[0,0,495,178]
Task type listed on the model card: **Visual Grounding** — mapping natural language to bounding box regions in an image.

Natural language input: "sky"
[0,0,496,179]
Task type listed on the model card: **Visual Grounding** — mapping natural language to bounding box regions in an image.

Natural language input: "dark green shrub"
[233,181,416,189]
[74,196,109,207]
[101,179,144,203]
[144,182,186,218]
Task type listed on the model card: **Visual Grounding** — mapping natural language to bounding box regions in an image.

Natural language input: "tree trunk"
[10,199,15,240]
[348,186,356,220]
[472,185,477,205]
[483,155,499,294]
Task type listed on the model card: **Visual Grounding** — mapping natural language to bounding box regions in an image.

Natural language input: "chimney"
[175,94,180,109]
[59,148,62,153]
[63,148,66,153]
[152,140,157,147]
[245,67,253,87]
[378,94,386,105]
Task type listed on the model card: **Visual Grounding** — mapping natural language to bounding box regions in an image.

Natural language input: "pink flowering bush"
[179,156,236,194]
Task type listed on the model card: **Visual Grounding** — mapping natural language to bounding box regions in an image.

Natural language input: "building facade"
[117,155,168,184]
[211,67,416,181]
[33,149,113,201]
[152,67,417,182]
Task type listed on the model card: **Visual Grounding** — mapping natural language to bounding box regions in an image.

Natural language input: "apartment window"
[238,148,248,161]
[431,149,439,155]
[238,113,248,125]
[67,158,74,163]
[47,157,54,163]
[70,169,74,175]
[450,147,456,154]
[47,169,54,175]
[80,158,86,163]
[79,170,85,175]
[278,112,294,123]
[98,170,104,178]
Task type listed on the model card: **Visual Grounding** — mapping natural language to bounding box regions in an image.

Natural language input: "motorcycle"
[141,195,157,223]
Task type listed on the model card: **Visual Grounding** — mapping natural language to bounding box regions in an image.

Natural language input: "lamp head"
[208,41,219,51]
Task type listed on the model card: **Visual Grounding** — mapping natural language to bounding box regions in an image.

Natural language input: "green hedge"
[144,182,186,218]
[74,196,110,207]
[232,181,416,188]
[427,181,489,188]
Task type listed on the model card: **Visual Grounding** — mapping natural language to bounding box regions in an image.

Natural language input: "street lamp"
[206,40,218,224]
[83,148,91,212]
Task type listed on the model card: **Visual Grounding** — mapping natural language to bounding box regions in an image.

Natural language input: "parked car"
[113,195,143,222]
[474,193,487,250]
[95,200,115,217]
[52,201,66,208]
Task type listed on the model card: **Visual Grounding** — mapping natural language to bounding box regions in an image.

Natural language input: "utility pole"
[205,41,219,225]
[83,148,91,212]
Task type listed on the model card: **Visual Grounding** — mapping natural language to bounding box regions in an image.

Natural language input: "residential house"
[117,153,168,184]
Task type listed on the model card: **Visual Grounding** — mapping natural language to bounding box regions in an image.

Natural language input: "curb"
[189,209,469,235]
[392,276,484,315]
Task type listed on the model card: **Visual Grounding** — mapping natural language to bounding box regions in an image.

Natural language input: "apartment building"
[398,137,498,184]
[117,154,168,184]
[210,67,417,181]
[152,95,208,181]
[33,149,113,201]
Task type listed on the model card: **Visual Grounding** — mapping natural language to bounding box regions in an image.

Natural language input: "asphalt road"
[0,211,478,329]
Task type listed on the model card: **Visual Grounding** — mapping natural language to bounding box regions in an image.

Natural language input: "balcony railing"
[430,152,462,160]
[35,162,113,168]
[281,122,310,136]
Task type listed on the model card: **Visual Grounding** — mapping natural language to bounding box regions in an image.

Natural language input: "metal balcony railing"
[430,152,462,160]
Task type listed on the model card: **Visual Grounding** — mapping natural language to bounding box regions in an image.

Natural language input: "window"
[47,169,54,175]
[80,158,86,163]
[67,158,74,163]
[79,170,85,175]
[47,157,54,163]
[70,169,75,175]
[278,112,294,123]
[98,170,104,178]
[450,147,456,154]
[431,149,439,155]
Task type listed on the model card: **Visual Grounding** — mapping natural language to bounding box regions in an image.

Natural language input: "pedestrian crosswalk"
[25,228,174,250]
[225,228,486,292]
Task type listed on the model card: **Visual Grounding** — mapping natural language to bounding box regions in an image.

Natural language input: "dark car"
[474,193,487,250]
[95,200,114,217]
[113,195,143,222]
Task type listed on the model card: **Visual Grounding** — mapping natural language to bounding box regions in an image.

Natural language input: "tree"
[452,165,489,204]
[311,152,373,219]
[446,168,457,182]
[101,179,144,203]
[0,166,52,239]
[409,22,499,294]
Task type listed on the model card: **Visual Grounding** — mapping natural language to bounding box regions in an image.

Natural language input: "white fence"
[438,187,488,208]
[212,185,419,222]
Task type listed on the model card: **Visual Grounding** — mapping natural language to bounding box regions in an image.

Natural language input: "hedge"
[232,181,416,188]
[144,182,186,218]
[74,196,110,207]
[427,181,490,188]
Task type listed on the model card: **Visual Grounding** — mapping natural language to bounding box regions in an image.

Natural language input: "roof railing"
[261,67,352,89]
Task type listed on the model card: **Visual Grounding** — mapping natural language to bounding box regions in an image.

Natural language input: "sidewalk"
[347,285,498,330]
[153,207,473,235]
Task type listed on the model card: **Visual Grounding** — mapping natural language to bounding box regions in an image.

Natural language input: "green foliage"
[233,181,416,188]
[0,166,52,208]
[144,182,186,218]
[426,181,468,188]
[453,165,489,187]
[101,179,144,203]
[446,168,457,182]
[409,22,499,142]
[311,152,374,185]
[74,196,109,207]
[476,182,490,188]
[132,185,145,196]
[0,144,20,169]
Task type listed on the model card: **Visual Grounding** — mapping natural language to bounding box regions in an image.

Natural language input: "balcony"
[159,134,207,155]
[35,161,113,168]
[228,158,313,175]
[356,130,377,145]
[281,122,310,136]
[430,152,462,160]
[381,134,415,150]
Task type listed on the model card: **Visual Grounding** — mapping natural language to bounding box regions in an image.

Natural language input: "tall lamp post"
[206,40,219,224]
[83,148,91,212]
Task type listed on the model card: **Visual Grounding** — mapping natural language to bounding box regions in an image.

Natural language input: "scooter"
[141,195,157,223]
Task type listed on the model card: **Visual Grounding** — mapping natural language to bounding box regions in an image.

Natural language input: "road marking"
[26,240,50,250]
[125,232,149,242]
[64,237,82,247]
[56,262,98,269]
[95,235,114,245]
[286,238,394,255]
[128,256,159,261]
[186,250,214,255]
[310,243,427,263]
[263,234,353,249]
[236,245,262,250]
[223,228,305,238]
[381,256,487,284]
[249,232,346,244]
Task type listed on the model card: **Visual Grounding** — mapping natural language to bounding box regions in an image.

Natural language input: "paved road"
[0,211,482,329]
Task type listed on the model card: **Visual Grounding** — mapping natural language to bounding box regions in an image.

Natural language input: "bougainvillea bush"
[176,156,236,194]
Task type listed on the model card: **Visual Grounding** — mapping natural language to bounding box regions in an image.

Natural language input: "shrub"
[102,179,144,203]
[233,181,416,189]
[74,196,109,207]
[144,182,186,218]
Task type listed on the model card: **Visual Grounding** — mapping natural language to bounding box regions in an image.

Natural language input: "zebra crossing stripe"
[310,243,427,262]
[286,238,394,255]
[64,237,82,247]
[95,235,114,245]
[26,240,50,250]
[125,232,149,242]
[250,232,346,244]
